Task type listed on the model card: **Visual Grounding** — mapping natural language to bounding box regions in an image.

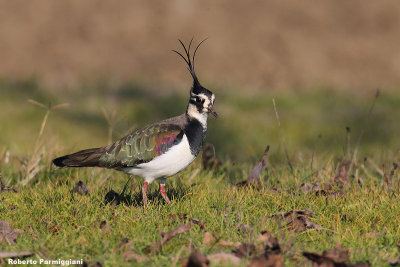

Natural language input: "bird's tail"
[53,147,105,168]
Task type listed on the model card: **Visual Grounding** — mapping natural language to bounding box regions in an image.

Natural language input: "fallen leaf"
[182,250,209,267]
[71,181,89,196]
[190,218,205,230]
[232,242,256,258]
[123,251,147,262]
[237,145,269,186]
[301,182,344,198]
[300,183,313,193]
[169,214,205,230]
[270,209,322,232]
[144,224,192,255]
[249,254,284,267]
[207,253,241,265]
[250,234,284,267]
[387,258,399,266]
[0,177,18,193]
[203,232,216,245]
[161,224,191,245]
[303,244,370,267]
[264,234,281,254]
[202,144,222,170]
[0,221,22,245]
[333,161,350,188]
[0,251,33,259]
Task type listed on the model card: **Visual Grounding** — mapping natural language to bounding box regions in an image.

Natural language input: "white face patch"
[187,104,208,127]
[187,92,215,128]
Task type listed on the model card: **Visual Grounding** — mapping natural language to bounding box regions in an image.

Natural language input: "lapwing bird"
[53,39,217,206]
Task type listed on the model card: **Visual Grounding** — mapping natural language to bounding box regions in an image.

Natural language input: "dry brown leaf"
[182,250,209,267]
[207,253,241,265]
[71,181,89,196]
[144,223,192,255]
[333,161,350,188]
[250,234,284,267]
[169,214,205,230]
[0,177,17,193]
[190,218,205,230]
[300,183,314,193]
[203,232,216,245]
[161,224,191,245]
[264,235,281,254]
[232,242,256,258]
[387,258,399,266]
[0,251,33,259]
[237,145,269,186]
[249,253,284,267]
[270,209,322,232]
[303,244,370,267]
[0,221,22,246]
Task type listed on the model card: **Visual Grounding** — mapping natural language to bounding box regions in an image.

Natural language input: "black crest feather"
[172,38,208,85]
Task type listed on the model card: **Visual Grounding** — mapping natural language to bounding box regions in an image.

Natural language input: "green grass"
[0,79,400,266]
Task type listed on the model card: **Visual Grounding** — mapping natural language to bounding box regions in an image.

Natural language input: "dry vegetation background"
[1,0,400,91]
[2,2,400,266]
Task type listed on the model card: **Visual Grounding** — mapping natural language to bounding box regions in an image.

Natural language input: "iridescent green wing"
[99,123,183,168]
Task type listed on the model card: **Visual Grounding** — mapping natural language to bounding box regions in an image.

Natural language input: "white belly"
[124,135,196,183]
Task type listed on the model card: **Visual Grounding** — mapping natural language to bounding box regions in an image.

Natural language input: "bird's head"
[173,39,217,122]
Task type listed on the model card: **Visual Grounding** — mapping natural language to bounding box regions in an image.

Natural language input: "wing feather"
[99,124,183,168]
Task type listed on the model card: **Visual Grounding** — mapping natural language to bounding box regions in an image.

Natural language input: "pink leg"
[142,181,148,207]
[159,180,171,204]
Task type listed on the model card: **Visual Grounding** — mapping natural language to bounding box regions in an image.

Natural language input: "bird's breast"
[124,134,196,181]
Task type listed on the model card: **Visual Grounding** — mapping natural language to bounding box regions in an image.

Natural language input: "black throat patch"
[184,116,206,156]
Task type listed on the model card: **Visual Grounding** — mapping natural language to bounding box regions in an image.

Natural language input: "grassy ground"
[0,80,400,266]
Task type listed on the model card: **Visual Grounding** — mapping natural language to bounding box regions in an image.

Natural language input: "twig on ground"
[349,89,380,173]
[272,98,294,175]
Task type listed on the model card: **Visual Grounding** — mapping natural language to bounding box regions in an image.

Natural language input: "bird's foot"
[159,184,171,204]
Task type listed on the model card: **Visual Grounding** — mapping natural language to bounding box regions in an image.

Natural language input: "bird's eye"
[195,97,201,103]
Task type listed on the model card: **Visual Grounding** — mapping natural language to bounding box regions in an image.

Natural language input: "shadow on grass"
[104,180,191,207]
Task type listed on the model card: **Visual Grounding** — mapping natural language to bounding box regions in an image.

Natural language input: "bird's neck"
[186,105,208,130]
[184,113,207,156]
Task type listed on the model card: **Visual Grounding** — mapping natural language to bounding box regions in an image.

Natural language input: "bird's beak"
[210,107,218,118]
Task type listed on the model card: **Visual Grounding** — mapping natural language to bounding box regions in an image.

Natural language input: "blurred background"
[0,0,399,163]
